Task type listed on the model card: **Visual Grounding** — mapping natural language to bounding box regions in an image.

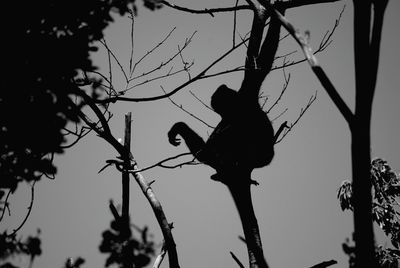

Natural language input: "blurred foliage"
[99,217,156,268]
[63,257,85,268]
[0,0,137,195]
[0,230,42,268]
[0,0,163,195]
[0,1,162,267]
[338,158,400,267]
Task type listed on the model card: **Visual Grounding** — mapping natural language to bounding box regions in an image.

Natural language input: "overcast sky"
[3,1,400,268]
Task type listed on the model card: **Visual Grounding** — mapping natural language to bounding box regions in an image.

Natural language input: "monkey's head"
[211,84,239,118]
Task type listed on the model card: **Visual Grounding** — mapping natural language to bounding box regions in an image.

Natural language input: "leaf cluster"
[0,231,42,268]
[0,0,139,194]
[338,158,400,267]
[99,219,155,268]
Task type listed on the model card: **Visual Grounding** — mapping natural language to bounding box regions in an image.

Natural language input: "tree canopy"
[0,0,142,193]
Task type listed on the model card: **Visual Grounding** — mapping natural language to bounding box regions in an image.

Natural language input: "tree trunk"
[228,178,268,268]
[350,119,377,268]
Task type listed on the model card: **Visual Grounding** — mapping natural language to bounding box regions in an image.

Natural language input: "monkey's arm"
[258,6,286,76]
[168,122,206,155]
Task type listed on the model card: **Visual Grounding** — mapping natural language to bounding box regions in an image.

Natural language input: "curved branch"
[261,1,354,125]
[275,91,317,143]
[70,86,128,158]
[132,152,196,173]
[0,189,12,222]
[7,181,36,237]
[129,27,177,78]
[130,165,180,268]
[95,33,251,104]
[162,86,214,129]
[275,0,341,10]
[230,251,246,268]
[225,177,269,268]
[161,0,252,15]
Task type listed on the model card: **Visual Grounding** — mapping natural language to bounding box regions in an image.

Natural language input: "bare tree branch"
[7,181,36,237]
[0,189,12,222]
[95,32,251,103]
[308,259,337,268]
[100,39,129,84]
[267,67,291,113]
[161,0,252,15]
[233,0,240,47]
[276,0,341,10]
[230,251,246,268]
[133,153,197,173]
[128,9,135,75]
[189,90,213,111]
[129,165,180,268]
[260,1,354,125]
[153,241,167,268]
[275,91,317,143]
[129,27,177,78]
[161,86,214,129]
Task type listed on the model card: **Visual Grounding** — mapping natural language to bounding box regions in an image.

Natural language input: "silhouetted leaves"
[143,0,163,10]
[338,158,400,267]
[337,180,353,211]
[99,218,155,268]
[0,1,134,192]
[0,230,42,268]
[0,1,151,193]
[64,257,85,268]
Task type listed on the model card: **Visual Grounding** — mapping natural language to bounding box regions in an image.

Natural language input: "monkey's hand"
[169,136,181,146]
[168,122,186,146]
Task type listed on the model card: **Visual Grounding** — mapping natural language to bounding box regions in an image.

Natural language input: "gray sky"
[3,1,400,268]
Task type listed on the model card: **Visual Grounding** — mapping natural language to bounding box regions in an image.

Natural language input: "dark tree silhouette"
[0,1,161,268]
[0,0,140,194]
[167,4,287,268]
[338,158,400,268]
[264,1,390,267]
[0,0,165,194]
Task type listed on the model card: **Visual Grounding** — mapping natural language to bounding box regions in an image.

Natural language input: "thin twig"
[233,0,240,47]
[271,108,288,122]
[7,181,36,237]
[128,9,135,74]
[189,90,213,111]
[61,126,92,149]
[178,43,193,80]
[105,40,113,89]
[267,67,291,113]
[130,27,177,77]
[0,189,12,222]
[308,259,338,268]
[95,30,251,104]
[133,152,196,173]
[100,39,129,84]
[262,2,353,125]
[102,39,131,86]
[276,91,317,143]
[161,86,214,129]
[230,251,245,268]
[153,241,167,268]
[128,65,192,89]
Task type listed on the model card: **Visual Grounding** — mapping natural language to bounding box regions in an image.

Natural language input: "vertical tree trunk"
[122,113,132,231]
[122,113,132,268]
[228,177,268,268]
[350,122,377,268]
